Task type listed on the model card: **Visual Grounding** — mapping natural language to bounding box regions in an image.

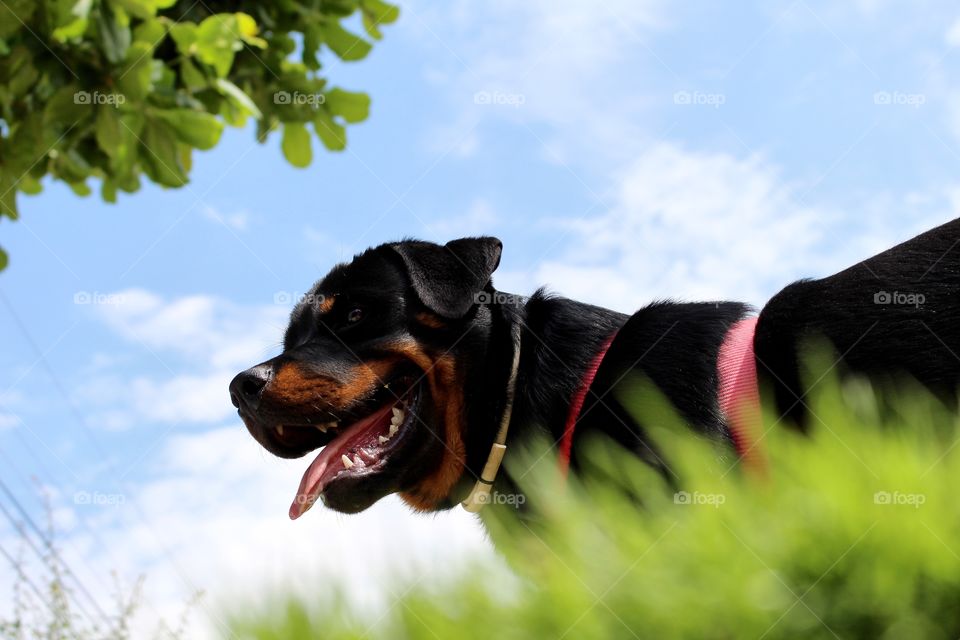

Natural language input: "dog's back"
[754,217,960,427]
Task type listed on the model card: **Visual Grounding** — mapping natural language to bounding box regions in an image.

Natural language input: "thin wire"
[0,477,108,621]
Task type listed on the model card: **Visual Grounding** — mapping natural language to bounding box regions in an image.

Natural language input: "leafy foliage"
[227,365,960,639]
[0,0,398,267]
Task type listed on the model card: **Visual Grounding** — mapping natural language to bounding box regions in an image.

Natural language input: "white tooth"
[353,455,362,467]
[277,425,284,436]
[317,421,337,433]
[341,455,353,468]
[378,435,390,444]
[389,423,399,436]
[391,408,404,426]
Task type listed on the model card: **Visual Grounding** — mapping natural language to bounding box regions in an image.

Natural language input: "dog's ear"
[391,236,503,318]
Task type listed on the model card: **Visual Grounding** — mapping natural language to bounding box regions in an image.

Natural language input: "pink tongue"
[289,403,394,520]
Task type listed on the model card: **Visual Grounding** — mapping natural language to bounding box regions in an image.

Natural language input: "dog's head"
[229,237,506,518]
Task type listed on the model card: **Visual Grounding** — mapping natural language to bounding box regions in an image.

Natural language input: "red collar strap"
[716,317,766,473]
[558,317,766,477]
[558,331,619,475]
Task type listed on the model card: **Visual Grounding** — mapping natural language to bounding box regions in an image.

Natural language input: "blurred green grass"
[225,358,960,640]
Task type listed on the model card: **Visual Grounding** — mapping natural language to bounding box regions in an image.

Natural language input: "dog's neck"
[474,293,626,497]
[510,293,627,445]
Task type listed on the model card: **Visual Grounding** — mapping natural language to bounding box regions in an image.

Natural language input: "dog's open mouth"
[286,378,423,519]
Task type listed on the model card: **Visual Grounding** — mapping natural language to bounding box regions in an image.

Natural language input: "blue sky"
[2,0,960,635]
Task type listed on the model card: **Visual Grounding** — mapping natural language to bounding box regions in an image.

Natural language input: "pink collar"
[559,332,618,475]
[716,317,766,472]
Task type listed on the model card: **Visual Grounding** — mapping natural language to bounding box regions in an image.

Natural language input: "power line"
[0,498,98,626]
[0,436,173,625]
[0,290,108,459]
[0,540,60,620]
[0,477,107,622]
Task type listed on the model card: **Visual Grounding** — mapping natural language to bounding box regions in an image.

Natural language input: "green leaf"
[103,110,142,177]
[0,246,7,271]
[44,84,89,125]
[132,18,167,46]
[56,149,93,183]
[325,89,370,123]
[180,59,206,90]
[68,180,92,196]
[117,41,154,100]
[0,181,17,219]
[97,3,131,63]
[141,118,188,187]
[0,1,35,39]
[179,143,192,172]
[235,13,266,48]
[313,109,346,151]
[195,14,243,77]
[361,0,400,38]
[214,78,262,119]
[170,22,197,56]
[153,109,224,150]
[281,122,312,168]
[303,25,322,69]
[8,48,38,99]
[321,23,372,62]
[109,0,155,21]
[101,178,118,203]
[361,13,383,41]
[95,105,122,156]
[19,175,42,195]
[363,0,400,25]
[52,0,92,42]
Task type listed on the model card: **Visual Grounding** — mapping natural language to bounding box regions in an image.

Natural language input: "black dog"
[229,218,960,517]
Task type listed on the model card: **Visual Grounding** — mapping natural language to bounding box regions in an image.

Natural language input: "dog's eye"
[346,307,364,324]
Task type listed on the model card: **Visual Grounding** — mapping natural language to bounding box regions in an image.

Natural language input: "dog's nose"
[229,364,272,411]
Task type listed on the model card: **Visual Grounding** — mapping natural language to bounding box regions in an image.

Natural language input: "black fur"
[754,217,960,429]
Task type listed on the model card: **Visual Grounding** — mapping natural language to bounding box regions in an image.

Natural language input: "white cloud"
[518,143,824,310]
[56,426,495,638]
[497,143,956,313]
[201,205,250,232]
[408,0,665,163]
[75,290,288,429]
[947,18,960,46]
[425,198,500,239]
[93,289,286,370]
